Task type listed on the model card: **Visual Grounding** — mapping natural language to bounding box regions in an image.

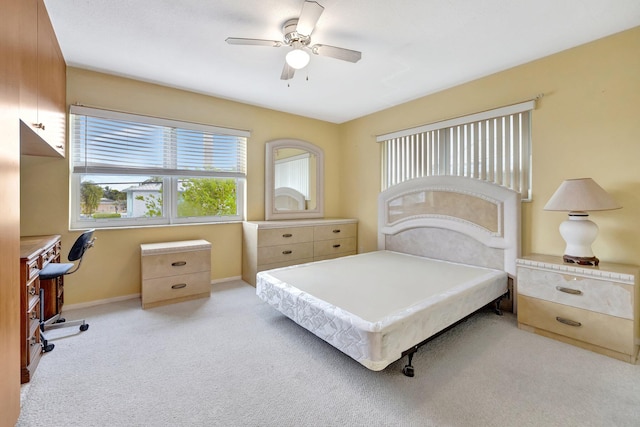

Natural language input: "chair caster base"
[43,343,55,352]
[80,324,89,332]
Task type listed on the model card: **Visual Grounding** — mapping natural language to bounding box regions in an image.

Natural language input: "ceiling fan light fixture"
[286,47,310,70]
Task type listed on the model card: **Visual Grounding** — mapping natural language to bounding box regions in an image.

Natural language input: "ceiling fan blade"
[311,44,362,63]
[281,62,295,80]
[225,37,282,47]
[296,1,324,36]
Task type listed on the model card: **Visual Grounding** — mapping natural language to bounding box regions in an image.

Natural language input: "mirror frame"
[265,138,324,220]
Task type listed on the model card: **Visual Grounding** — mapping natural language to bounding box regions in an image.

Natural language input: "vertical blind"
[70,105,249,177]
[377,101,534,200]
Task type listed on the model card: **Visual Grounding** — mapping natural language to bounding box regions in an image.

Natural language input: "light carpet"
[17,280,640,426]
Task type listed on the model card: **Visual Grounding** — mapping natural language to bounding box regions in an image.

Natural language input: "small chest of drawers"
[140,240,212,309]
[517,254,639,363]
[242,219,357,286]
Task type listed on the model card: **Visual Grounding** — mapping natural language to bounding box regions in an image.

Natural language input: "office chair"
[39,229,96,352]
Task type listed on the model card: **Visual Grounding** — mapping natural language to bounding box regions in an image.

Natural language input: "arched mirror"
[265,139,324,220]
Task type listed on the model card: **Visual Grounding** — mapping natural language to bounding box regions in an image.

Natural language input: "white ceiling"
[45,0,640,124]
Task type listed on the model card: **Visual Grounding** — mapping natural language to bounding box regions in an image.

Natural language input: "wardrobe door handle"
[556,317,581,327]
[556,286,582,295]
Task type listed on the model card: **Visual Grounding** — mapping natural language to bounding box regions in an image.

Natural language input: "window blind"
[70,105,249,178]
[378,101,533,200]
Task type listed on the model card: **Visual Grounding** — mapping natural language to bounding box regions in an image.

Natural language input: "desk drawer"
[314,237,356,257]
[142,271,211,306]
[258,227,314,247]
[518,267,634,319]
[258,242,313,265]
[518,295,635,355]
[142,249,210,279]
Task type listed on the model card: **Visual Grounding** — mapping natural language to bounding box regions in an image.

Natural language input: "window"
[69,105,249,228]
[377,100,534,200]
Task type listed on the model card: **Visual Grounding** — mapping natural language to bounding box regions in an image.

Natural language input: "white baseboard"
[62,276,245,312]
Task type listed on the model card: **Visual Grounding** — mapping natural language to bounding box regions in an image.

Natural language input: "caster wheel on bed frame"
[402,365,415,377]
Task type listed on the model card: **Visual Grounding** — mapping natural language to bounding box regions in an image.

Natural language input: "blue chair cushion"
[39,262,74,280]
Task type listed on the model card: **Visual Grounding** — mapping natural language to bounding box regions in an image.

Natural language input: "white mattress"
[256,250,508,371]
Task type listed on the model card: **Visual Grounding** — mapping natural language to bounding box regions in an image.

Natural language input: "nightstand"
[516,254,639,363]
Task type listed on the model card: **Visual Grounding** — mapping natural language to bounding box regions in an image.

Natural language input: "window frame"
[69,106,249,229]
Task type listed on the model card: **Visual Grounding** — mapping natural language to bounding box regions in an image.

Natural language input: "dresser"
[517,254,639,363]
[140,240,212,309]
[19,235,61,383]
[242,219,358,286]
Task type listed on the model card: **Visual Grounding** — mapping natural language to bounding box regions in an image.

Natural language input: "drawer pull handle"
[171,261,187,267]
[332,229,341,233]
[556,317,581,327]
[171,283,187,289]
[282,233,293,238]
[556,286,582,295]
[282,250,293,255]
[332,244,341,248]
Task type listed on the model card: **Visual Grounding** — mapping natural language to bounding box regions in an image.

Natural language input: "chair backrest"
[68,229,96,262]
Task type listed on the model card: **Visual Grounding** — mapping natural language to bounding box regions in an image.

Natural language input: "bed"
[256,176,521,376]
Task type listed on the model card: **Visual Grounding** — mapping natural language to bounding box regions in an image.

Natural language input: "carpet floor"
[17,280,640,426]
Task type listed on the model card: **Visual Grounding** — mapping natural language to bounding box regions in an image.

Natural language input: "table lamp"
[544,178,621,266]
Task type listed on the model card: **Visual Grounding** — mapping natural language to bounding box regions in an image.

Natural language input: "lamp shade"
[544,178,621,212]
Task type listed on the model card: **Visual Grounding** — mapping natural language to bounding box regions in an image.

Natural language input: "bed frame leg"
[403,349,416,377]
[493,292,508,316]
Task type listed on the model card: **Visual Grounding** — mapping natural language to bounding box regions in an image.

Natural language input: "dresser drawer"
[258,258,315,273]
[258,242,314,265]
[142,249,210,279]
[314,223,357,241]
[314,237,357,257]
[142,271,211,307]
[518,295,635,355]
[518,267,634,319]
[258,227,314,247]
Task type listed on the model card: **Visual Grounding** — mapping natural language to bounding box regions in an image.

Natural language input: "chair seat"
[39,262,74,280]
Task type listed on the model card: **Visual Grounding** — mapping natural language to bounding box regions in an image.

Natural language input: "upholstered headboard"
[378,176,521,277]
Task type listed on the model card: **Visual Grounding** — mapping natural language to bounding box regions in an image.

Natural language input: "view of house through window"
[70,105,248,228]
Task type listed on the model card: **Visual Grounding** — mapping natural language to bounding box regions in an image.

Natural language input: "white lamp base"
[559,212,599,266]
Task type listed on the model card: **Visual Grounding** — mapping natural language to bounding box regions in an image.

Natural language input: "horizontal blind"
[70,105,248,178]
[379,102,533,200]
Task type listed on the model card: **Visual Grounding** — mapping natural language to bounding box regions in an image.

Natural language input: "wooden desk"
[19,235,61,383]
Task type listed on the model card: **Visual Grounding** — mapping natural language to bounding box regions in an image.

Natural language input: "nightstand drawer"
[141,249,210,279]
[142,271,211,307]
[258,227,314,247]
[518,295,635,355]
[518,267,634,319]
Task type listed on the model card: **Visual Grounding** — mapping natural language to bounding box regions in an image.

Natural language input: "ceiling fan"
[225,1,362,80]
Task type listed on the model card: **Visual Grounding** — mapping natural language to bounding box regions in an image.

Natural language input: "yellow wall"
[21,26,640,305]
[341,26,640,265]
[20,68,342,304]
